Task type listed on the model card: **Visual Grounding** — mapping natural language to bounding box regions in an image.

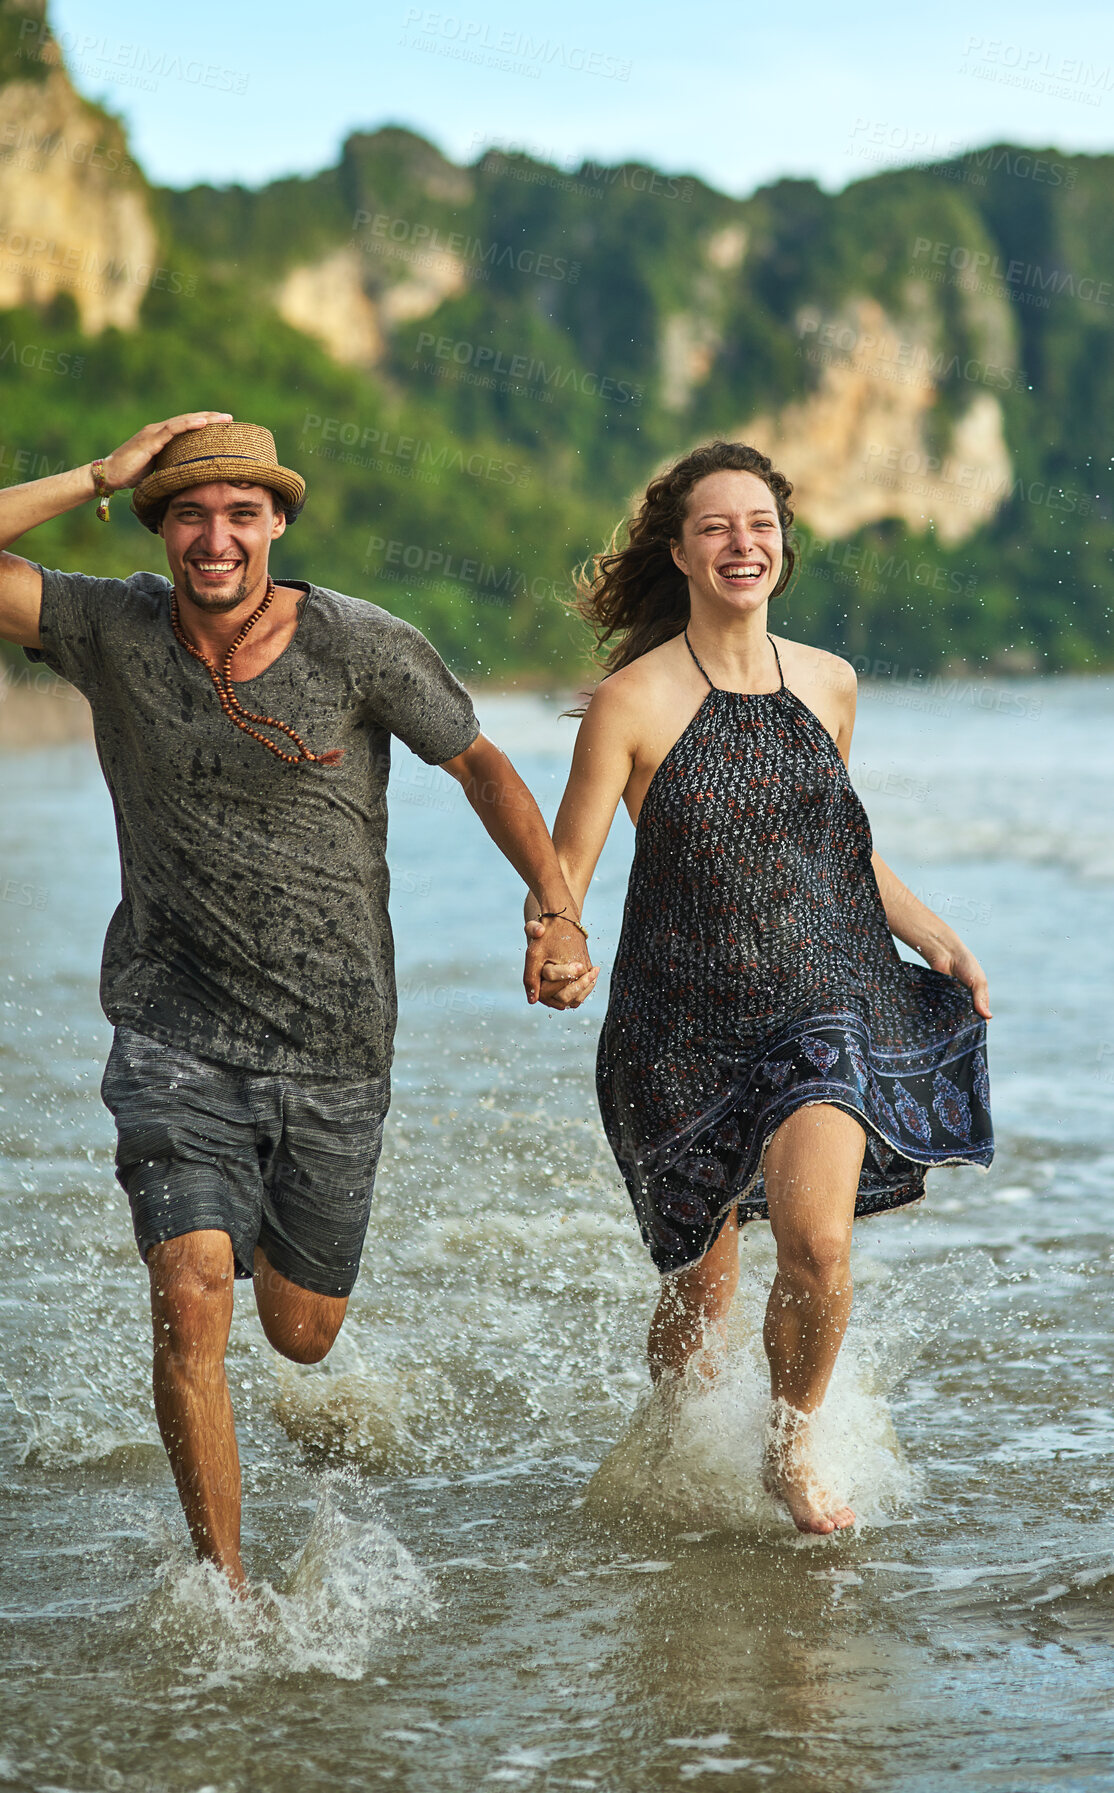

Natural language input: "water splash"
[270,1329,425,1473]
[586,1240,999,1536]
[1,1358,157,1467]
[138,1483,435,1681]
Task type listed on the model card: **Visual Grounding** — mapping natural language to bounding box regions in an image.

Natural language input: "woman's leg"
[761,1102,866,1534]
[647,1211,740,1380]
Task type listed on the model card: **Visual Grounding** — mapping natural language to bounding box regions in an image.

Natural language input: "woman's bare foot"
[763,1397,855,1535]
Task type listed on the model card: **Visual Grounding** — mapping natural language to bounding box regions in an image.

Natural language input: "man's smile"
[189,557,242,579]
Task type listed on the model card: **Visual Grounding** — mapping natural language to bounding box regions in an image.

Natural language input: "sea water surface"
[1,676,1113,1793]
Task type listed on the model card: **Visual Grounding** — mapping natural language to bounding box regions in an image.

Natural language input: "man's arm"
[0,465,96,649]
[0,411,232,648]
[440,732,599,1006]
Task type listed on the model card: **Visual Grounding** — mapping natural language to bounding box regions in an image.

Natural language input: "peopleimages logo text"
[18,18,250,90]
[413,333,642,404]
[912,238,1111,307]
[401,11,633,80]
[355,212,580,283]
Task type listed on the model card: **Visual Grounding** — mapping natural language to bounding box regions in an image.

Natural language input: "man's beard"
[180,573,250,614]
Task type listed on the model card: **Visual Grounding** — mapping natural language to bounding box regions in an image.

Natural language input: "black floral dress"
[596,633,994,1275]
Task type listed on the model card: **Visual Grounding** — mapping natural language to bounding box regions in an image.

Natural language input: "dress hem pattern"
[598,1003,992,1275]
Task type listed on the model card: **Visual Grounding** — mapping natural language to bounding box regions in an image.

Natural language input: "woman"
[528,441,994,1535]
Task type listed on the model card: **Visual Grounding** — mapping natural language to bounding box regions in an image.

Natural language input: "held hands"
[96,411,234,493]
[523,915,600,1010]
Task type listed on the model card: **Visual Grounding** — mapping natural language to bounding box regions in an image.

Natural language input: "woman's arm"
[525,678,640,1011]
[871,853,991,1019]
[837,657,991,1022]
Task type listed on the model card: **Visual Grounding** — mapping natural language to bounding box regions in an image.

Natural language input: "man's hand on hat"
[96,412,234,493]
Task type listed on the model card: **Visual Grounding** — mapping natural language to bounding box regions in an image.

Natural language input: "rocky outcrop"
[276,248,386,368]
[275,237,467,369]
[659,226,748,412]
[705,223,747,271]
[745,298,1013,545]
[0,63,157,333]
[272,124,475,367]
[0,12,1057,566]
[660,312,721,412]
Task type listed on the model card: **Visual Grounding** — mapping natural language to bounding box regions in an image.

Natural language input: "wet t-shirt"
[27,569,479,1078]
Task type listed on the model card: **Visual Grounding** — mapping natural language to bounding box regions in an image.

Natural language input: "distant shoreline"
[0,677,94,749]
[1,667,1104,751]
[0,672,586,750]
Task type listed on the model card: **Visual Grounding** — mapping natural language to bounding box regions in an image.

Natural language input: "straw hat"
[131,421,306,531]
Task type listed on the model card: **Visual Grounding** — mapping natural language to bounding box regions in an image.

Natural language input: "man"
[0,411,592,1588]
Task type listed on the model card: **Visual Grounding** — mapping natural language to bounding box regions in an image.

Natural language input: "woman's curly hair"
[570,441,795,698]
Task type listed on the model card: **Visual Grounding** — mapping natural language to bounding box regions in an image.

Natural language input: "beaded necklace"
[169,577,343,766]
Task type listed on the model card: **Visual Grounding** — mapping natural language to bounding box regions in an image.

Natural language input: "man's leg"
[103,1029,267,1583]
[147,1235,348,1593]
[761,1102,866,1535]
[252,1067,390,1359]
[148,1228,245,1587]
[252,1248,348,1363]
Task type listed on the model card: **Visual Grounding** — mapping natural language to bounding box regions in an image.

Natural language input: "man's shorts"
[101,1026,391,1298]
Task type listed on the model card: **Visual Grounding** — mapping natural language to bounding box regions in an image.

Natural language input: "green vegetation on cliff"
[1,42,1110,680]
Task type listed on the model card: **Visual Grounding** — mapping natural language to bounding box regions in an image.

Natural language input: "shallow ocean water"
[2,676,1113,1792]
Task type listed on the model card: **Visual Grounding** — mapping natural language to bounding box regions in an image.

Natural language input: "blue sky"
[45,0,1114,194]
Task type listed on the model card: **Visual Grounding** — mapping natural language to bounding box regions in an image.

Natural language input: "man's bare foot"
[763,1397,855,1536]
[202,1550,248,1596]
[224,1562,249,1596]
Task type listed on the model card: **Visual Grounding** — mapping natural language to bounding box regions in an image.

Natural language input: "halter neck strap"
[683,629,715,691]
[683,630,785,694]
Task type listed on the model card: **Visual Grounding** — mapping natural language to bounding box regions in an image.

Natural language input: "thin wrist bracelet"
[90,459,112,522]
[538,906,589,939]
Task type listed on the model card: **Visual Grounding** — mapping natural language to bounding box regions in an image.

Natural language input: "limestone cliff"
[742,298,1015,547]
[273,130,474,367]
[0,42,158,334]
[275,238,467,369]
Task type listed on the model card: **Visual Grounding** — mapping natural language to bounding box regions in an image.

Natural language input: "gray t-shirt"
[28,569,479,1078]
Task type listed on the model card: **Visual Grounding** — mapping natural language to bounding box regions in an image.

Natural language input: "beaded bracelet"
[90,459,112,522]
[538,907,589,939]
